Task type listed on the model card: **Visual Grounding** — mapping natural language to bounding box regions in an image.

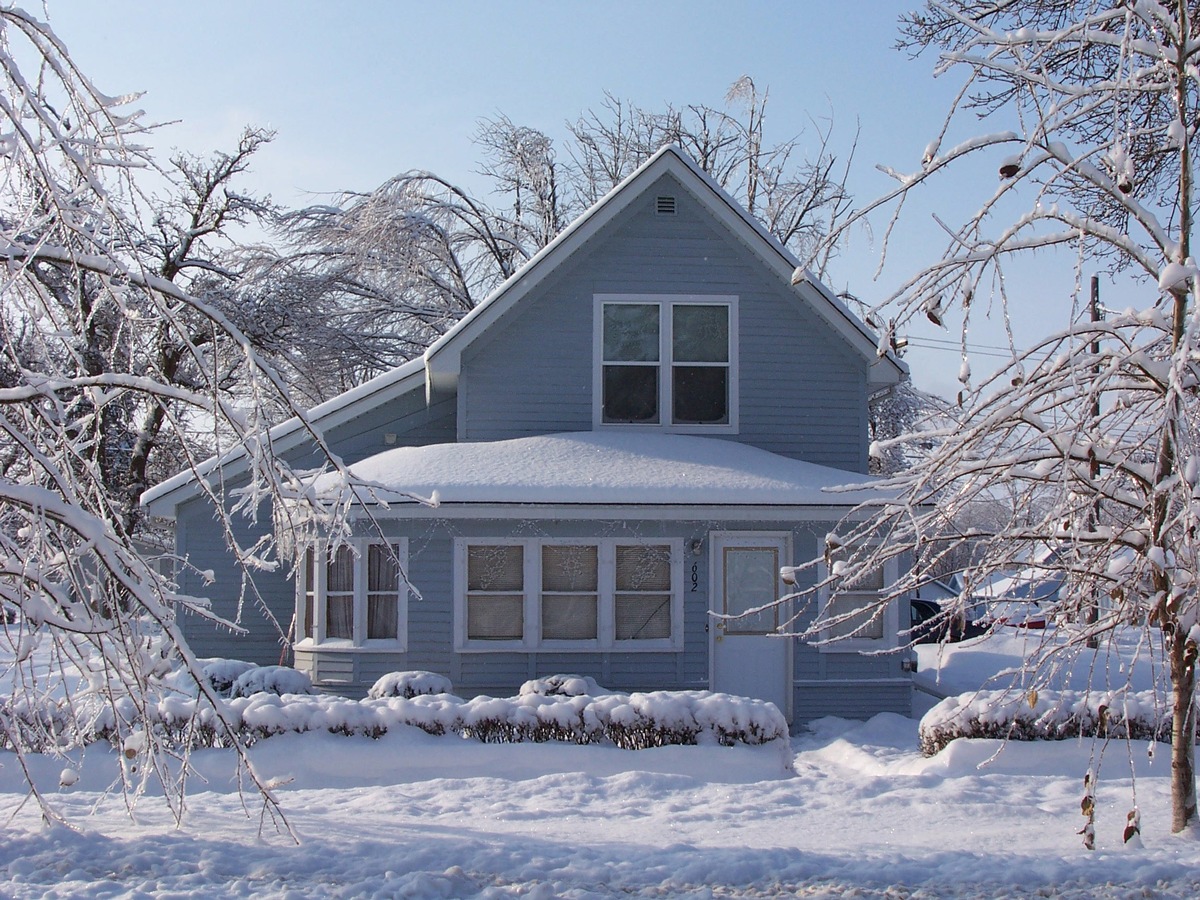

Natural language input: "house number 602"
[690,563,699,592]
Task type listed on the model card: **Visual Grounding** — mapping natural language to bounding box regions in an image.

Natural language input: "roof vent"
[656,195,677,216]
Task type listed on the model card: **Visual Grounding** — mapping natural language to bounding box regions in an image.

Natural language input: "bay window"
[297,540,407,648]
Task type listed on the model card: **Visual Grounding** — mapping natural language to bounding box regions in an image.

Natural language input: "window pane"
[301,548,314,639]
[723,547,779,634]
[616,594,671,639]
[468,545,523,591]
[468,595,524,640]
[673,304,728,362]
[327,545,354,592]
[326,594,353,639]
[542,594,598,639]
[542,545,598,592]
[603,365,659,423]
[603,303,659,361]
[825,592,884,640]
[368,544,399,592]
[368,594,398,639]
[673,366,728,424]
[366,544,400,640]
[616,545,671,591]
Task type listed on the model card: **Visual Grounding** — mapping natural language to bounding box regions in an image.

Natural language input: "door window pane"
[723,547,779,634]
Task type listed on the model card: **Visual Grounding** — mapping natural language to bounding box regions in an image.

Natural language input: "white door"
[710,533,792,722]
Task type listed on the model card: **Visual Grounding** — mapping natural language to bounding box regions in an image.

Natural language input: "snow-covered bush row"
[918,689,1190,756]
[367,670,454,700]
[190,688,785,749]
[2,684,787,753]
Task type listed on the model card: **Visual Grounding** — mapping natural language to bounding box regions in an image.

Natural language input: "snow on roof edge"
[142,357,426,515]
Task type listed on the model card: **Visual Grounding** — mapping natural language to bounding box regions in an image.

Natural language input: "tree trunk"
[1170,628,1198,832]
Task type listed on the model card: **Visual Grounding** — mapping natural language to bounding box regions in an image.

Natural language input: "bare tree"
[805,1,1200,833]
[568,80,857,273]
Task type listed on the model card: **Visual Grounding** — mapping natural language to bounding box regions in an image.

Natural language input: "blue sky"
[44,1,1125,399]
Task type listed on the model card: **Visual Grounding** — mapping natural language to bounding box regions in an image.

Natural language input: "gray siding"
[175,387,456,666]
[175,494,295,665]
[458,172,870,472]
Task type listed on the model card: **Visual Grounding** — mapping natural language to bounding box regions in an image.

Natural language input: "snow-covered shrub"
[229,665,314,699]
[918,689,1188,756]
[367,670,454,700]
[520,674,608,697]
[200,659,259,697]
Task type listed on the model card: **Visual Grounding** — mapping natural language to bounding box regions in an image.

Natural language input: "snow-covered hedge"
[200,658,259,696]
[367,670,454,700]
[165,687,787,749]
[2,682,788,753]
[520,674,607,697]
[228,665,313,699]
[918,689,1184,756]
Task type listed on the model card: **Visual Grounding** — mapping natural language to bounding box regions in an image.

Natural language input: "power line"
[902,337,1020,360]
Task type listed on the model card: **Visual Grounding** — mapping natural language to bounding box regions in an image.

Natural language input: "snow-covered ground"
[2,629,1199,898]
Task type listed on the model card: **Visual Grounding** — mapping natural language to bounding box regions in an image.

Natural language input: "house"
[143,145,911,725]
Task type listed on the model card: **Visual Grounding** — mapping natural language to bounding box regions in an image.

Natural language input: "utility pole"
[1086,274,1100,649]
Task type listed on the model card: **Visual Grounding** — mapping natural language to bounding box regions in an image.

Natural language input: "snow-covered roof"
[314,431,880,509]
[422,144,906,395]
[142,358,427,518]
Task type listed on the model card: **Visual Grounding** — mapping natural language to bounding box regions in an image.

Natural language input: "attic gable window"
[596,294,737,432]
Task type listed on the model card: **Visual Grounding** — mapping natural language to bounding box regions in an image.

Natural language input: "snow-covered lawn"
[3,630,1200,897]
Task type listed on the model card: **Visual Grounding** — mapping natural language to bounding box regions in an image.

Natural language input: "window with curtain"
[295,539,407,648]
[457,538,680,650]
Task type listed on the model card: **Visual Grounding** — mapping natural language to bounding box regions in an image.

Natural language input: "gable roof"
[423,144,905,395]
[143,146,904,519]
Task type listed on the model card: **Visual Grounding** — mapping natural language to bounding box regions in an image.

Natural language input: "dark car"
[909,598,990,644]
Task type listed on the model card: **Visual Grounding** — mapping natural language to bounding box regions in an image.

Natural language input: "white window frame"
[454,537,684,652]
[816,548,899,653]
[593,294,738,433]
[295,538,409,651]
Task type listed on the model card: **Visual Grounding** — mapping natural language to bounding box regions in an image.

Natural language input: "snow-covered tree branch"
[0,7,359,832]
[803,0,1200,834]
